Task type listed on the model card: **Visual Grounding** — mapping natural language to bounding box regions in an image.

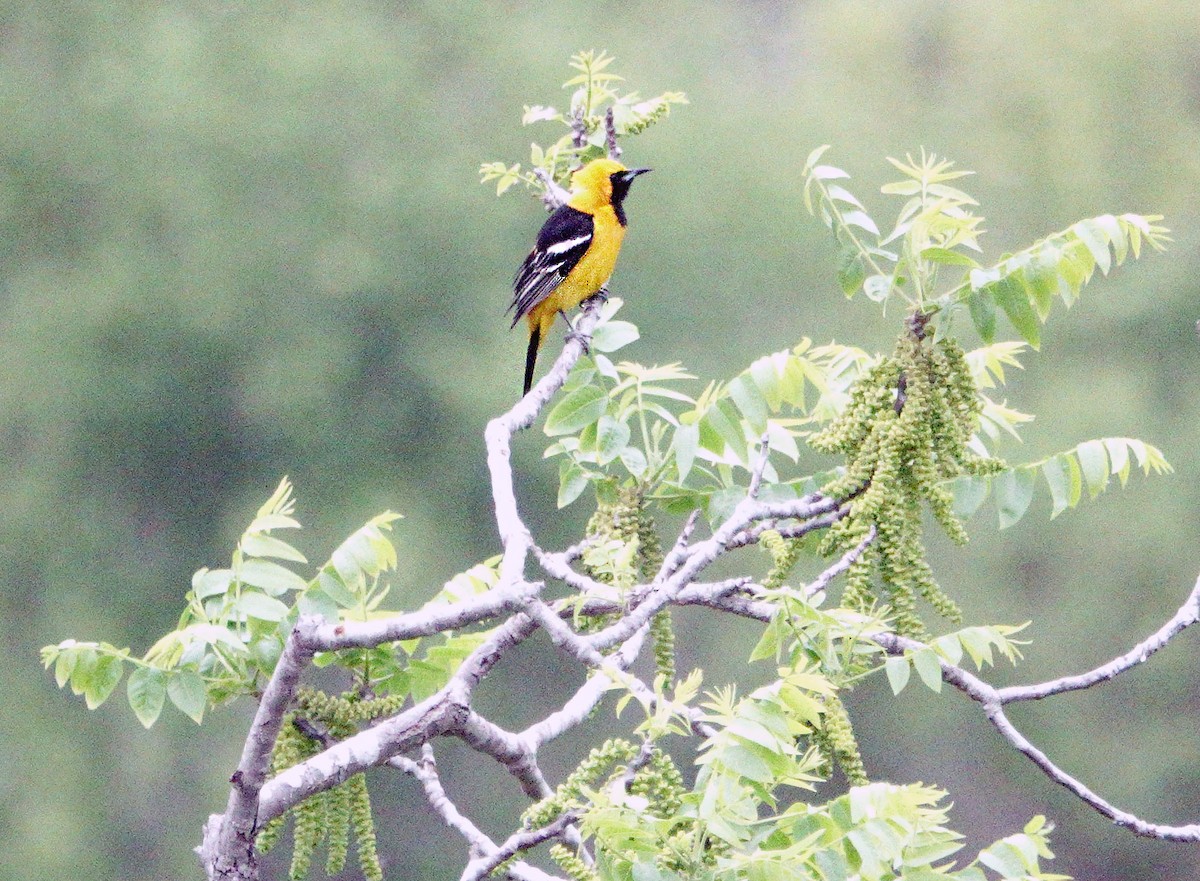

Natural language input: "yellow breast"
[532,204,625,329]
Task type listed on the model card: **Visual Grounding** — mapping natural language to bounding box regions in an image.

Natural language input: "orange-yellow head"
[568,158,652,220]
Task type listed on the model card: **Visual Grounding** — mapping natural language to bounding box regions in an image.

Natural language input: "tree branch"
[997,573,1200,704]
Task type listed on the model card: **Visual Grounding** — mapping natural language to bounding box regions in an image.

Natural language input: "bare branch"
[458,712,548,800]
[871,620,1200,841]
[205,616,320,877]
[314,581,536,650]
[461,811,582,881]
[396,747,568,881]
[532,167,570,211]
[983,702,1200,841]
[533,544,609,595]
[804,525,876,599]
[998,574,1200,704]
[747,434,771,499]
[654,508,700,584]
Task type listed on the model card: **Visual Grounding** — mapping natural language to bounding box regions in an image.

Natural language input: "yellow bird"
[510,158,651,395]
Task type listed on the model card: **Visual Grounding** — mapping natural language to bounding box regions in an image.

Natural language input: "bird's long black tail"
[523,326,540,396]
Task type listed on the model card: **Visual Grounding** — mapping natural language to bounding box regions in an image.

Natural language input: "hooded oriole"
[510,158,651,394]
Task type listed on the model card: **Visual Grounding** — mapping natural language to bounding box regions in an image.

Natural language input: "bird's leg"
[585,285,610,306]
[560,309,591,355]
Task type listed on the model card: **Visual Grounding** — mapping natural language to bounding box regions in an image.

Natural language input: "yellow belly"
[528,205,625,338]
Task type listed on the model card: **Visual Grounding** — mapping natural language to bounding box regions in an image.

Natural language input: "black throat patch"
[610,173,634,227]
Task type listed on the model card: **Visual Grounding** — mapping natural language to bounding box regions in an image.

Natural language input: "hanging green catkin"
[549,843,599,881]
[629,749,686,816]
[258,688,391,881]
[288,790,326,881]
[324,773,351,875]
[524,739,638,828]
[820,694,868,786]
[637,501,676,683]
[348,772,383,881]
[811,326,1003,637]
[760,528,804,590]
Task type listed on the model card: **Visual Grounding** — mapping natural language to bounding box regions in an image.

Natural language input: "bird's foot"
[583,286,610,308]
[558,309,592,354]
[564,327,592,355]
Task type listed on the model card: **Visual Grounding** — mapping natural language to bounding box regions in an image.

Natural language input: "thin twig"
[998,574,1200,704]
[803,525,876,599]
[461,811,582,881]
[747,434,771,499]
[533,167,570,210]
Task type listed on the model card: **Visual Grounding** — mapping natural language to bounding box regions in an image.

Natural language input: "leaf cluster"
[802,146,1169,348]
[480,51,687,196]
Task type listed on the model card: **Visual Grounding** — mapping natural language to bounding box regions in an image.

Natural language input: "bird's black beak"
[621,167,652,182]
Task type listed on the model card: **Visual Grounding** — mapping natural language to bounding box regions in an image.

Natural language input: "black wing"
[509,205,594,325]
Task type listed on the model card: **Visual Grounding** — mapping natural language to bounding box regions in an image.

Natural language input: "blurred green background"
[5,1,1200,878]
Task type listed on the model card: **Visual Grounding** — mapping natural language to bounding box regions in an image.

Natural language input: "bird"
[510,157,651,395]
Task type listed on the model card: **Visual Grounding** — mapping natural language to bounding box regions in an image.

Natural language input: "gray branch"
[200,251,1200,881]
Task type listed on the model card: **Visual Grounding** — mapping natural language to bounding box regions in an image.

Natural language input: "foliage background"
[5,2,1200,879]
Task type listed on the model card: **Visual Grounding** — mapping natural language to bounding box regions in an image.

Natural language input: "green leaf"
[591,319,640,353]
[168,670,207,723]
[994,467,1036,529]
[978,841,1028,878]
[727,376,769,434]
[53,648,76,688]
[193,568,234,600]
[234,592,291,623]
[748,355,784,410]
[1104,437,1131,486]
[884,656,910,695]
[620,445,649,477]
[703,401,748,464]
[240,533,307,564]
[921,246,979,267]
[85,655,124,710]
[557,460,589,508]
[674,422,698,482]
[949,475,989,519]
[966,288,996,344]
[127,666,167,728]
[841,210,879,235]
[990,274,1040,348]
[594,415,631,465]
[1041,455,1071,518]
[1024,252,1058,319]
[544,385,607,436]
[1076,440,1109,498]
[237,559,308,595]
[749,616,783,663]
[1073,219,1112,274]
[911,649,942,693]
[810,164,850,181]
[316,570,359,608]
[840,249,868,295]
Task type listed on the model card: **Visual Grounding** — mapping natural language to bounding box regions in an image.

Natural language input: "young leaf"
[84,655,124,710]
[127,666,167,728]
[168,670,207,724]
[993,467,1036,529]
[544,385,607,436]
[911,648,942,693]
[884,656,910,695]
[558,460,590,508]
